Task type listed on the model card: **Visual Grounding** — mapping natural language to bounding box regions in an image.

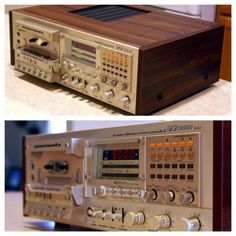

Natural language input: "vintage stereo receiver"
[10,5,224,114]
[23,121,231,231]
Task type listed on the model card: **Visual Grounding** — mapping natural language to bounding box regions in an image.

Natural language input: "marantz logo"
[94,40,132,53]
[95,40,115,49]
[113,124,202,137]
[34,143,61,148]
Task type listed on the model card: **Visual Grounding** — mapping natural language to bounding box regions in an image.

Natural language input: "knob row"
[146,189,194,204]
[61,75,131,105]
[87,206,201,231]
[124,212,200,231]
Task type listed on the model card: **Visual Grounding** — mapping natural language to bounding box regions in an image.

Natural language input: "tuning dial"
[180,217,201,231]
[120,96,130,105]
[88,84,99,93]
[147,215,171,231]
[124,212,145,226]
[180,191,194,204]
[161,190,175,202]
[102,90,114,101]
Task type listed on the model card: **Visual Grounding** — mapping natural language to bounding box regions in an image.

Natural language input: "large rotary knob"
[180,217,201,231]
[88,84,99,93]
[180,191,194,204]
[124,212,145,226]
[102,90,114,101]
[147,215,171,231]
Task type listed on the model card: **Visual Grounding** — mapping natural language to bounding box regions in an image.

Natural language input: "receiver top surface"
[14,5,221,49]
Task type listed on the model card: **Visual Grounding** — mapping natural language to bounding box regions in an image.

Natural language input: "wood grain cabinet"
[216,5,231,81]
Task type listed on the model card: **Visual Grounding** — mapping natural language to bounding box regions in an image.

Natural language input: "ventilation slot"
[70,5,149,22]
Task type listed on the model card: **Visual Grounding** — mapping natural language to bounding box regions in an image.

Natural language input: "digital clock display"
[103,149,139,161]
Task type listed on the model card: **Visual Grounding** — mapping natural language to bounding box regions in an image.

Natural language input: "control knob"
[87,207,103,217]
[61,74,68,80]
[88,84,99,93]
[121,83,128,91]
[124,212,145,226]
[161,190,175,202]
[101,75,108,83]
[102,90,114,101]
[147,215,171,231]
[180,191,194,204]
[143,189,158,201]
[62,60,68,68]
[97,185,107,197]
[120,96,130,105]
[180,217,201,231]
[69,63,75,71]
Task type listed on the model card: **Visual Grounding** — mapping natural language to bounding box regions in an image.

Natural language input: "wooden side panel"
[216,5,231,81]
[22,136,28,216]
[213,121,231,231]
[136,26,224,115]
[9,11,15,65]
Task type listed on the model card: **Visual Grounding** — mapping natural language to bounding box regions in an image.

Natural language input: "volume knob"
[124,212,145,226]
[102,90,114,101]
[180,217,201,231]
[147,215,171,231]
[88,84,99,93]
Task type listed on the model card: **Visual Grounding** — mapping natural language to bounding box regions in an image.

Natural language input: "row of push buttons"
[150,152,194,158]
[149,141,193,148]
[26,205,67,218]
[150,163,194,169]
[150,174,194,180]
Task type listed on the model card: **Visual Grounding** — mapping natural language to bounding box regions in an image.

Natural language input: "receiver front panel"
[23,121,214,231]
[12,12,139,114]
